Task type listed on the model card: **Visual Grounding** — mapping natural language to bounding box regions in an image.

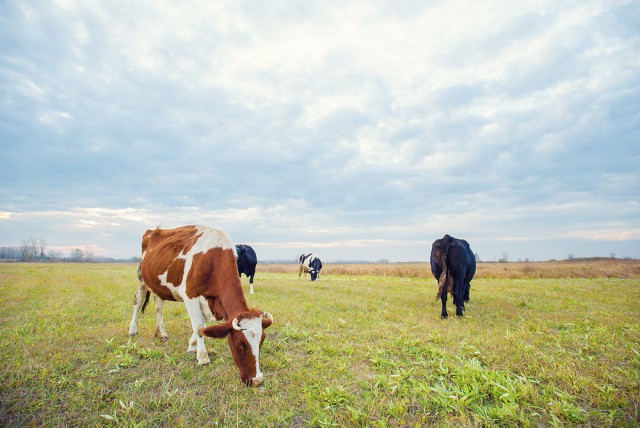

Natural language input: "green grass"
[1,263,639,427]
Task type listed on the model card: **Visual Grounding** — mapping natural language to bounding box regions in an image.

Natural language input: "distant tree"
[567,253,575,260]
[21,238,37,261]
[48,250,63,261]
[70,248,84,262]
[84,246,95,262]
[37,238,47,260]
[610,252,616,259]
[0,246,20,259]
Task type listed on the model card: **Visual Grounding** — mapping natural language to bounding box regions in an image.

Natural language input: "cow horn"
[262,312,274,323]
[232,317,242,331]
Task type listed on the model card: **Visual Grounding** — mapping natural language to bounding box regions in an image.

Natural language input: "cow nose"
[251,374,264,386]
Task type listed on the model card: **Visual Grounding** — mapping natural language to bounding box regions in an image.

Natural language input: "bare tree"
[84,246,95,262]
[37,238,47,260]
[70,248,84,262]
[48,250,63,261]
[21,238,37,261]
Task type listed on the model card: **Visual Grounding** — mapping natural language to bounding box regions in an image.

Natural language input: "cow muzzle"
[251,374,264,386]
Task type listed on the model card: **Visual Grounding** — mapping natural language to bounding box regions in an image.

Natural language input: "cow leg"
[154,295,169,341]
[454,279,465,317]
[464,282,471,302]
[440,292,448,319]
[128,281,147,337]
[249,273,255,295]
[187,297,214,354]
[183,298,210,365]
[298,265,303,278]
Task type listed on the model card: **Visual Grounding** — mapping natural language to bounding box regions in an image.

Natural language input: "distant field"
[1,262,639,427]
[265,258,640,279]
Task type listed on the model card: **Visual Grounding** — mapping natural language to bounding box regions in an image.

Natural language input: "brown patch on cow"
[142,226,201,260]
[187,251,213,299]
[207,296,225,321]
[186,248,243,304]
[166,257,185,286]
[228,331,258,385]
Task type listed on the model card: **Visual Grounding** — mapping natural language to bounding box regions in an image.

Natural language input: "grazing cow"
[235,244,257,295]
[298,253,323,281]
[128,225,274,386]
[430,234,476,319]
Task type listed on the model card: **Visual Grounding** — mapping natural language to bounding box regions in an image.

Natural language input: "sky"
[1,0,639,262]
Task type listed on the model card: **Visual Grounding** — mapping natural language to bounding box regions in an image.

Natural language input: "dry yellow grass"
[260,258,640,279]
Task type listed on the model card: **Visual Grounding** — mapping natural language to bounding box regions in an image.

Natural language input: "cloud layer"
[1,0,639,261]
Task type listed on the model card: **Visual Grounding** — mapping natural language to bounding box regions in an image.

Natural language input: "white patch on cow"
[158,271,184,301]
[238,317,264,382]
[193,225,235,252]
[199,296,216,323]
[302,254,317,270]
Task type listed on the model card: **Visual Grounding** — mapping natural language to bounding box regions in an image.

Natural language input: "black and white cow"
[235,244,257,295]
[430,234,476,319]
[298,253,322,281]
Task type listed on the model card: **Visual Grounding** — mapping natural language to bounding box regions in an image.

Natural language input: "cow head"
[199,310,273,386]
[235,244,245,257]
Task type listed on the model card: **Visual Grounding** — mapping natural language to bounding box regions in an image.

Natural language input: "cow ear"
[199,321,232,339]
[262,318,272,329]
[261,312,274,329]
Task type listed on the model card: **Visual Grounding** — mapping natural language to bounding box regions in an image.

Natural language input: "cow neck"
[217,281,250,321]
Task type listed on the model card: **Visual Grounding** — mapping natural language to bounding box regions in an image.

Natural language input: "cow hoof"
[196,353,210,366]
[441,315,448,320]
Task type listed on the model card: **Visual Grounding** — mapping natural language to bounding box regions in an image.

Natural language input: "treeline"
[0,240,139,263]
[1,238,48,261]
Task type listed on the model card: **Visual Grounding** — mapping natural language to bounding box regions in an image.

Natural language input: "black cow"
[298,253,322,281]
[235,244,257,294]
[430,234,476,319]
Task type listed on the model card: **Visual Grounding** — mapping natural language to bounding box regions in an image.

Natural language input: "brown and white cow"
[128,225,273,386]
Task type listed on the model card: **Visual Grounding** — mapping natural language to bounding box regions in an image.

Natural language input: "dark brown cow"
[128,225,273,386]
[430,234,476,319]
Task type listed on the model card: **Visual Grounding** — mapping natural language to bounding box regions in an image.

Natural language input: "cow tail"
[140,289,151,314]
[436,249,449,300]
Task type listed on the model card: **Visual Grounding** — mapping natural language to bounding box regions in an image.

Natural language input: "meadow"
[0,261,638,427]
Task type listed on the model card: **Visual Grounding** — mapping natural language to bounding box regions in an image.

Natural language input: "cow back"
[140,226,246,315]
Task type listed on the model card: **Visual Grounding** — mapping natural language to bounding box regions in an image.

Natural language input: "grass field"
[1,262,639,427]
